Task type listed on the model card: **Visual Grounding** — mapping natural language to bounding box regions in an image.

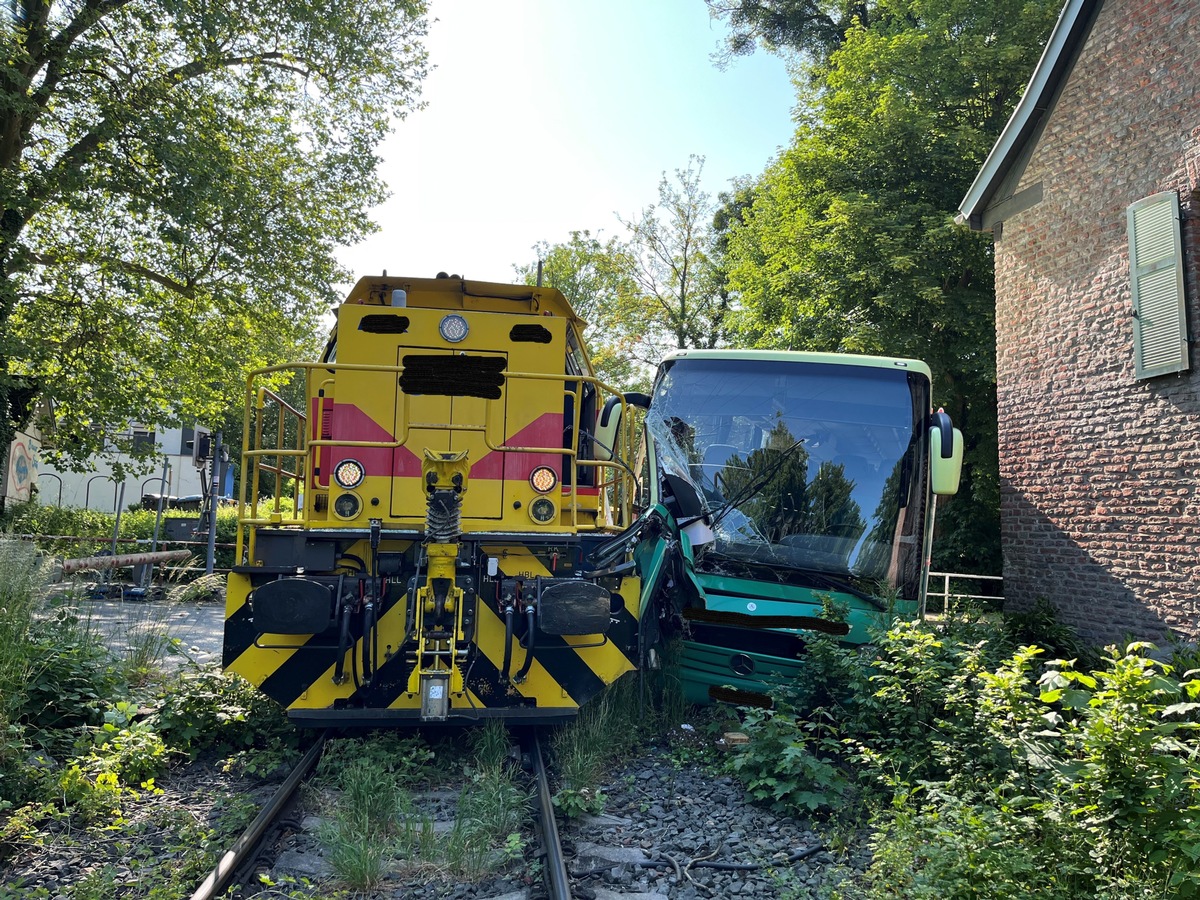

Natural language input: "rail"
[530,730,571,900]
[190,731,328,900]
[926,570,1003,613]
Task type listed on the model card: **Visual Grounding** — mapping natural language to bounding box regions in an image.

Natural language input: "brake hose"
[512,603,537,683]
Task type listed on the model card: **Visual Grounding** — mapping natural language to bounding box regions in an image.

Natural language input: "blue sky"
[336,0,799,285]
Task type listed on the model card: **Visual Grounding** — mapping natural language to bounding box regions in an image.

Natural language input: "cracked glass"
[647,357,931,601]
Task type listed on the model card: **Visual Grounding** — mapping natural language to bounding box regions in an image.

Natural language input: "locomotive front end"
[222,275,645,725]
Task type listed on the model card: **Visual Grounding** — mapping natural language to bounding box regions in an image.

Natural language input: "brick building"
[958,0,1200,645]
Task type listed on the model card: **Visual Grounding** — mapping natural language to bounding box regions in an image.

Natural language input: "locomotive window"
[321,337,337,363]
[566,326,588,376]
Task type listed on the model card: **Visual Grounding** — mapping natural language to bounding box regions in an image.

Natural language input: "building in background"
[32,425,228,513]
[2,426,41,506]
[958,0,1200,644]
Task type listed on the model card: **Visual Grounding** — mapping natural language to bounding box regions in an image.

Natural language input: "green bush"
[85,701,171,786]
[152,669,297,759]
[17,609,122,738]
[3,500,239,570]
[728,704,852,814]
[732,610,1200,899]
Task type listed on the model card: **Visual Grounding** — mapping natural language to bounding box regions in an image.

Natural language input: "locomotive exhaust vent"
[509,324,552,343]
[399,354,505,399]
[358,314,410,334]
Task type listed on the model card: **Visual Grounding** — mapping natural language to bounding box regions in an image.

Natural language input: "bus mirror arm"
[594,392,649,464]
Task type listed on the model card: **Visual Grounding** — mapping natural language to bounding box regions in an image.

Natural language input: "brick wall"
[995,0,1200,645]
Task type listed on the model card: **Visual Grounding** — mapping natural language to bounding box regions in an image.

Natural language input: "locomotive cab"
[223,275,647,725]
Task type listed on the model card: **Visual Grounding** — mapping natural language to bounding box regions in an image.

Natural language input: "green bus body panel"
[696,573,915,644]
[678,641,808,705]
[677,573,917,705]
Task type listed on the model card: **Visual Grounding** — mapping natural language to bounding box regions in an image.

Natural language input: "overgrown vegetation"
[550,661,692,818]
[0,537,300,897]
[313,726,530,889]
[728,605,1200,899]
[1,500,240,570]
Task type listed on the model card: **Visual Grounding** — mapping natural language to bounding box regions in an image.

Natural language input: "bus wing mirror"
[928,412,963,496]
[594,392,649,462]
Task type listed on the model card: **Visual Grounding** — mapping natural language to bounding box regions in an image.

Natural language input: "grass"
[445,758,530,877]
[550,671,649,818]
[319,760,401,890]
[315,728,532,887]
[0,540,52,709]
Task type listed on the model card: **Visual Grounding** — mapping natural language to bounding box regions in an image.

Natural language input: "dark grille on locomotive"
[358,314,410,334]
[399,355,505,399]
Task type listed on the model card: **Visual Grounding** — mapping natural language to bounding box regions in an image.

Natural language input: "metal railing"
[926,571,1003,613]
[237,360,641,563]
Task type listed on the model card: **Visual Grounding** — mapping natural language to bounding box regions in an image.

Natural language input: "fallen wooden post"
[58,549,192,577]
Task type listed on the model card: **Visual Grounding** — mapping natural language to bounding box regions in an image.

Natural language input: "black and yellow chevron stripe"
[222,547,641,722]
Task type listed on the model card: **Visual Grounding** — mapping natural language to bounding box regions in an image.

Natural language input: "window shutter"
[1128,191,1189,379]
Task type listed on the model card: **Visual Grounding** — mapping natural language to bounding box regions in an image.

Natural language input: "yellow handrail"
[237,360,642,544]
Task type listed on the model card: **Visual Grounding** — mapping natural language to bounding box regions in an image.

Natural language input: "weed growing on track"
[443,721,532,874]
[315,730,531,887]
[316,733,435,887]
[470,719,513,769]
[550,670,658,817]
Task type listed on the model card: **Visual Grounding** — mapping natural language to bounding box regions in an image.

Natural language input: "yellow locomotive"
[223,274,645,725]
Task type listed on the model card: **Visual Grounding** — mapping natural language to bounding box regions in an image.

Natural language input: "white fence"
[926,571,1003,612]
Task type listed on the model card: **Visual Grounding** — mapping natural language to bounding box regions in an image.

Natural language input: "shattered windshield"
[648,357,930,600]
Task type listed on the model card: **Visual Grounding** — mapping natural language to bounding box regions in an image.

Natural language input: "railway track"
[189,727,573,900]
[189,731,330,900]
[529,730,572,900]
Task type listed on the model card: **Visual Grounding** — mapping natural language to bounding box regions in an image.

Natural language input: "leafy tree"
[720,0,1062,572]
[518,158,726,389]
[514,230,643,390]
[706,0,872,63]
[0,0,429,471]
[615,155,728,366]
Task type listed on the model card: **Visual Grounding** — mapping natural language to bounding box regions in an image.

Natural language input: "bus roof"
[657,348,933,381]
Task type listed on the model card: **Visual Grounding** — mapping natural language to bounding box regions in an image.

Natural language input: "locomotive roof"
[343,274,586,328]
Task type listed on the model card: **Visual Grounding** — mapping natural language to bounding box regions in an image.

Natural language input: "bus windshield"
[648,357,931,600]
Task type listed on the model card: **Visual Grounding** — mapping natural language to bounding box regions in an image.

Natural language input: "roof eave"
[956,0,1098,229]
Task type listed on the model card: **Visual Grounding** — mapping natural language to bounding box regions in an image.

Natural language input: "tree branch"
[23,49,316,218]
[27,250,196,297]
